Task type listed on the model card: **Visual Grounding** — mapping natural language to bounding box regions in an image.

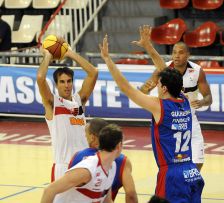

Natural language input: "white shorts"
[191,114,204,164]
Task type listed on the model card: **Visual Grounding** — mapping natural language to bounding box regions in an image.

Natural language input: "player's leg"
[191,115,204,171]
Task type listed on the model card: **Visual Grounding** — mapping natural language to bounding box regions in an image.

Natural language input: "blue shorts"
[156,162,204,203]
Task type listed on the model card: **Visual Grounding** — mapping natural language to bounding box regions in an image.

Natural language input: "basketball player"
[37,47,98,181]
[99,31,204,202]
[40,124,123,203]
[137,30,212,171]
[67,118,138,203]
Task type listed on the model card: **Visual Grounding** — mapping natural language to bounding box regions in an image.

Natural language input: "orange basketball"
[42,35,69,60]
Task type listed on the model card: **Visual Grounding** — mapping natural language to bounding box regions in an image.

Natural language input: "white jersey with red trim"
[166,60,201,113]
[54,153,116,203]
[166,60,204,164]
[46,93,88,166]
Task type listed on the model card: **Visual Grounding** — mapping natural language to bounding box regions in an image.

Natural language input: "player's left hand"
[99,34,110,59]
[132,25,153,48]
[61,44,73,59]
[190,100,203,109]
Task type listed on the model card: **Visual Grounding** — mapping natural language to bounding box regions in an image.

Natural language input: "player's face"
[56,73,73,100]
[172,44,189,67]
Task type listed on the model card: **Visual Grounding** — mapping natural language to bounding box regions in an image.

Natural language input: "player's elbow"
[36,73,46,84]
[93,68,98,78]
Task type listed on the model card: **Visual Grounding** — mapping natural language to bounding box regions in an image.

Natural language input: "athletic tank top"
[166,60,201,113]
[151,94,192,167]
[69,149,126,201]
[46,93,88,164]
[67,153,116,203]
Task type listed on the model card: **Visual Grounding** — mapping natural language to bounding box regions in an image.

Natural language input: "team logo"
[70,108,79,116]
[175,154,188,160]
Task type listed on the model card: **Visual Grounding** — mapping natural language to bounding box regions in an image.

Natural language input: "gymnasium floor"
[0,120,224,203]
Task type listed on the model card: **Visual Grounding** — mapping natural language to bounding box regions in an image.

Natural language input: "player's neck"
[174,62,188,75]
[98,151,116,171]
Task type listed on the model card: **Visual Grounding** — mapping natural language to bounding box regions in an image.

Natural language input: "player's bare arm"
[132,25,166,72]
[140,69,159,94]
[122,158,138,203]
[132,25,165,95]
[103,189,113,203]
[40,168,91,203]
[191,68,212,109]
[37,47,54,119]
[65,49,98,105]
[99,35,161,122]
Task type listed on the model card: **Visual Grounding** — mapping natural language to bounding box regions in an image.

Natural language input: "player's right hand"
[40,46,53,60]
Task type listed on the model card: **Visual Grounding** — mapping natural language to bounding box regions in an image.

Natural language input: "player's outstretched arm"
[122,158,138,203]
[65,49,98,105]
[132,25,166,72]
[37,47,54,119]
[132,25,165,95]
[140,69,159,94]
[40,168,91,203]
[99,35,160,116]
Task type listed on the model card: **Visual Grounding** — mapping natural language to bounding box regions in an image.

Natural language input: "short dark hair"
[88,118,108,138]
[53,67,74,84]
[173,41,189,53]
[158,67,183,98]
[99,124,123,152]
[148,195,170,203]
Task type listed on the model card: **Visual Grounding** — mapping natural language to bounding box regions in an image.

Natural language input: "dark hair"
[158,67,183,98]
[99,124,123,152]
[53,67,74,84]
[88,118,108,138]
[148,195,170,203]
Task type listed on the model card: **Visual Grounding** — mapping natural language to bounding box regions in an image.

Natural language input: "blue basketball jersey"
[68,148,127,200]
[68,148,97,168]
[112,154,127,200]
[151,95,192,167]
[151,94,204,202]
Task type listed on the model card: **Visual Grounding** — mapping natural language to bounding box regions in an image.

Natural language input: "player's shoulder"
[188,61,201,70]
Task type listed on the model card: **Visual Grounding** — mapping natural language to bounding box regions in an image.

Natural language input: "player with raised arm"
[99,27,204,202]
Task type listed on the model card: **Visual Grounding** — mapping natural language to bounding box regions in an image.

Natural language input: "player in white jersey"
[139,39,212,171]
[40,124,123,203]
[37,47,98,181]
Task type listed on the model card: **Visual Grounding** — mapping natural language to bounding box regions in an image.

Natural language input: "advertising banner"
[0,65,223,123]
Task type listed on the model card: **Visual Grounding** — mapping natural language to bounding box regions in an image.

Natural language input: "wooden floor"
[0,121,224,203]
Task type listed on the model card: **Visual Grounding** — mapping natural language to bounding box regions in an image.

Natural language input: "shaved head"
[173,42,189,53]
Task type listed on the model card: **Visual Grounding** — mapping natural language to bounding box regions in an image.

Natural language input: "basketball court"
[0,120,224,203]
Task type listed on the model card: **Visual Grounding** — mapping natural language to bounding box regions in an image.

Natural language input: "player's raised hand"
[61,44,73,59]
[132,25,153,48]
[40,46,53,61]
[99,34,110,59]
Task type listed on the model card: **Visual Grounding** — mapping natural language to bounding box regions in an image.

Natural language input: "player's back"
[151,94,192,166]
[151,94,204,202]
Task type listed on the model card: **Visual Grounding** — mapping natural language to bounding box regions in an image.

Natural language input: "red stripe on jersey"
[154,100,167,196]
[76,188,109,199]
[51,163,55,182]
[97,152,108,177]
[55,106,79,116]
[155,166,168,197]
[55,106,72,115]
[119,156,127,185]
